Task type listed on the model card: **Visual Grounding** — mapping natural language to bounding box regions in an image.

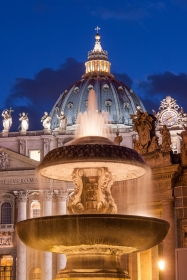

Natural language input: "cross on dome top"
[95,26,100,33]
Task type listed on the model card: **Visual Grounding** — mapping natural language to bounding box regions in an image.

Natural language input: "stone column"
[162,199,175,280]
[42,190,53,280]
[56,189,68,272]
[16,191,27,280]
[12,254,16,280]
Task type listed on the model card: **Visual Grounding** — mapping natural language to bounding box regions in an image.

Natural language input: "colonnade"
[15,188,68,280]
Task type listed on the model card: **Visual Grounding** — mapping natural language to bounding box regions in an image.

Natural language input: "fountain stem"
[68,167,117,214]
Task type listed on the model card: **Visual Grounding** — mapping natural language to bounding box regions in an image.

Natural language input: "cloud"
[137,71,187,112]
[113,72,133,88]
[2,58,85,131]
[1,57,134,132]
[91,2,166,21]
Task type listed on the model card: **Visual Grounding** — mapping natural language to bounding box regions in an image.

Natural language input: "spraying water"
[76,89,110,138]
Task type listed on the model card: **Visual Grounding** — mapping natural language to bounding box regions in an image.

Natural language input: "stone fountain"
[16,90,169,280]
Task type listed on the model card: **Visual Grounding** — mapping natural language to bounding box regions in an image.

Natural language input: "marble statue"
[130,109,154,154]
[160,125,172,152]
[114,131,123,146]
[41,112,51,130]
[57,111,67,131]
[19,112,29,132]
[2,109,13,132]
[178,126,187,166]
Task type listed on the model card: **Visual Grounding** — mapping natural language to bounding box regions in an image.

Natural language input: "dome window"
[88,84,93,91]
[105,99,112,113]
[85,100,88,107]
[67,102,73,109]
[130,89,134,94]
[103,84,109,91]
[124,102,129,109]
[118,86,124,92]
[74,86,80,93]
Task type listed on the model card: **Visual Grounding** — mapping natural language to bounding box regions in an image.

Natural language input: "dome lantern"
[84,27,111,76]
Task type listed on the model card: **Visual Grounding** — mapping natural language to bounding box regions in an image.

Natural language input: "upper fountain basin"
[37,136,148,181]
[16,214,169,255]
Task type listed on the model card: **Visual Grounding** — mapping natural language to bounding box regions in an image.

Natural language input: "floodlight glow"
[158,260,165,270]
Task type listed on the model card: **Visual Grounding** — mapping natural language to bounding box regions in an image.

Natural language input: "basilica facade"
[0,31,187,280]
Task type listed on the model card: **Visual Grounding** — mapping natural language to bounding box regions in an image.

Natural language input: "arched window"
[1,202,11,224]
[31,201,41,218]
[29,267,41,280]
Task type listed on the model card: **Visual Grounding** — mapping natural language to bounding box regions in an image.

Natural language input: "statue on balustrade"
[41,112,51,130]
[178,126,187,166]
[57,111,67,132]
[130,108,158,154]
[160,125,172,152]
[19,112,29,132]
[2,108,13,132]
[114,131,123,146]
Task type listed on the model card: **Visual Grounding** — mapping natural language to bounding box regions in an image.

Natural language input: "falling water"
[112,169,154,217]
[76,89,110,138]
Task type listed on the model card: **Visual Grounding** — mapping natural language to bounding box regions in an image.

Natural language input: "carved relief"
[68,169,84,214]
[0,152,10,170]
[15,190,28,202]
[143,150,171,168]
[68,168,117,214]
[56,189,68,202]
[44,138,51,149]
[57,138,64,147]
[97,168,117,214]
[160,125,172,152]
[41,189,53,201]
[131,109,158,154]
[0,232,13,246]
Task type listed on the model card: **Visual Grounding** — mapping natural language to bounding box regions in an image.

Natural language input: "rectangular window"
[33,209,40,218]
[29,150,41,162]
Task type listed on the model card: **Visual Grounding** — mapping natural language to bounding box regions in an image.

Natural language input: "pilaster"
[15,190,28,280]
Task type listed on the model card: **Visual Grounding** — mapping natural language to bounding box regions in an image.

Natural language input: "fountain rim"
[16,213,170,254]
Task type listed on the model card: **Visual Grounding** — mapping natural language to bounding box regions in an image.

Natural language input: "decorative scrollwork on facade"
[154,96,187,129]
[0,152,10,170]
[15,190,28,203]
[40,189,53,201]
[44,138,51,149]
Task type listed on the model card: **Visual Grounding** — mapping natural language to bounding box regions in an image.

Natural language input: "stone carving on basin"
[68,167,117,214]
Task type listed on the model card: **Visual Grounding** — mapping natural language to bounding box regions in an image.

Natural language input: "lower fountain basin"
[16,214,169,254]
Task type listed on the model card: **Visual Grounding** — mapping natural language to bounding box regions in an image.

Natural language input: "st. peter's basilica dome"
[50,29,145,131]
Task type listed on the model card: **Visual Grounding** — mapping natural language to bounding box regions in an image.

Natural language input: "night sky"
[1,0,187,131]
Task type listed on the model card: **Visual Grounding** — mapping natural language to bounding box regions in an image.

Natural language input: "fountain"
[16,90,169,280]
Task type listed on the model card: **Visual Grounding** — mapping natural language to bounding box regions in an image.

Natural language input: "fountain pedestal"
[55,252,129,280]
